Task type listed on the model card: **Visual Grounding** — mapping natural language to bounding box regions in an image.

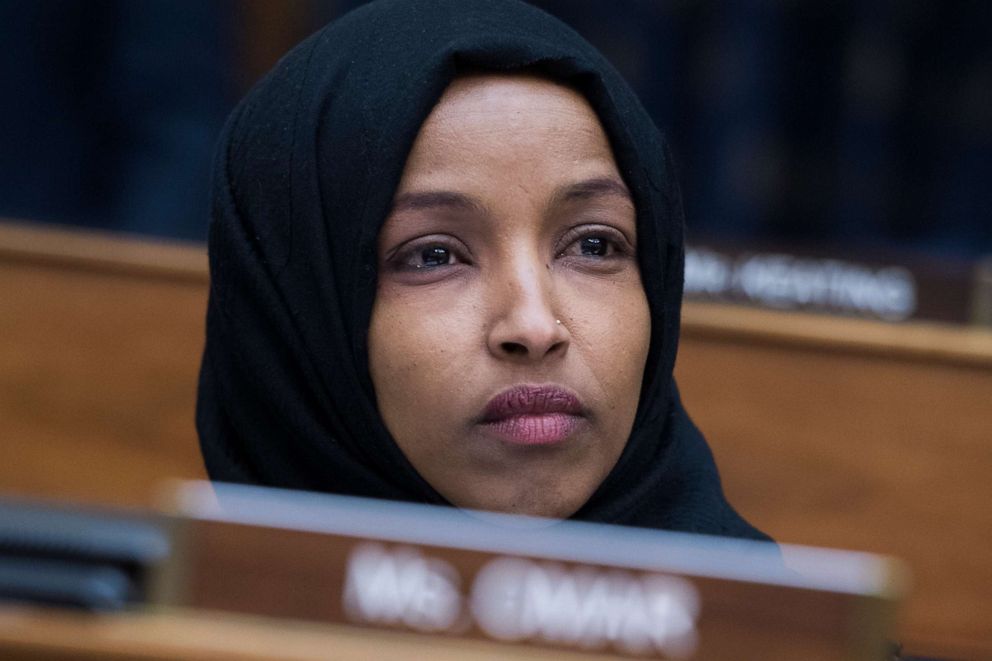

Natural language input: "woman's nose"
[486,261,569,362]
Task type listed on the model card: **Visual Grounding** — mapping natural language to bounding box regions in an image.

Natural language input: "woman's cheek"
[562,266,649,339]
[562,272,650,407]
[370,284,478,411]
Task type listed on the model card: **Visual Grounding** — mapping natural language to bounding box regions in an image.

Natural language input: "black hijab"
[197,0,769,541]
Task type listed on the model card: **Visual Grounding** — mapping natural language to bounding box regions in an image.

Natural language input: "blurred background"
[1,0,990,324]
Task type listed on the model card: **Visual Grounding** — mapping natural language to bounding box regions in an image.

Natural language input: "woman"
[197,0,768,541]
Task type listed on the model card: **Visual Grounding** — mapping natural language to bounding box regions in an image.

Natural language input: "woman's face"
[369,74,651,518]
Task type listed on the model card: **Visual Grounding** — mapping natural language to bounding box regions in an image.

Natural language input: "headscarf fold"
[198,0,769,540]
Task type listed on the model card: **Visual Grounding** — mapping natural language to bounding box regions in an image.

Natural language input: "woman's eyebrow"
[390,190,489,216]
[549,176,633,208]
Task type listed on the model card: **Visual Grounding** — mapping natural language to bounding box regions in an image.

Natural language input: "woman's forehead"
[424,73,601,131]
[400,73,619,186]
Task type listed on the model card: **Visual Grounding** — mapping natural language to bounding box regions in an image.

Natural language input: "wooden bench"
[2,219,990,658]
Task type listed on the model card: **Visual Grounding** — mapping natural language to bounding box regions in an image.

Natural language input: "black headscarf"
[197,0,769,541]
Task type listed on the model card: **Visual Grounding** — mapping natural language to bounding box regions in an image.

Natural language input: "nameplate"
[685,241,978,323]
[154,482,903,660]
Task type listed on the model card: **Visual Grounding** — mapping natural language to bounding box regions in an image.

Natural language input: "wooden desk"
[0,607,618,661]
[2,219,991,657]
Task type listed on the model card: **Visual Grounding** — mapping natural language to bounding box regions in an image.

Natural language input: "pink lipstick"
[479,385,585,446]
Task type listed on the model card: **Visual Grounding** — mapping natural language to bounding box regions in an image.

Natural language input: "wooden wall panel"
[0,222,208,508]
[676,307,992,659]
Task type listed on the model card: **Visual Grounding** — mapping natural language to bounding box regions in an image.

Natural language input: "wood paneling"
[676,305,992,659]
[0,221,208,508]
[2,220,990,657]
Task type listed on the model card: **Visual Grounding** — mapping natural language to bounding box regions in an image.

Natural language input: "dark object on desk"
[0,497,169,611]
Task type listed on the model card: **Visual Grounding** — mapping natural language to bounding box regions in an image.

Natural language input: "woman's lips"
[479,385,586,446]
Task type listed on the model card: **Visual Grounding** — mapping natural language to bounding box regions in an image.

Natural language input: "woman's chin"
[441,471,597,521]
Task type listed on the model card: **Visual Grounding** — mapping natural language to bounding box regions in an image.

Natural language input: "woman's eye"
[388,239,466,272]
[561,233,620,259]
[554,225,636,272]
[418,245,452,268]
[578,236,609,256]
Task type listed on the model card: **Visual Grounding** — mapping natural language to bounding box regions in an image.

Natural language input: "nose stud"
[556,319,562,325]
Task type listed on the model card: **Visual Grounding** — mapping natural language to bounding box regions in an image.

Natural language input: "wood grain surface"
[675,324,992,659]
[0,607,625,661]
[0,221,209,508]
[1,219,989,658]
